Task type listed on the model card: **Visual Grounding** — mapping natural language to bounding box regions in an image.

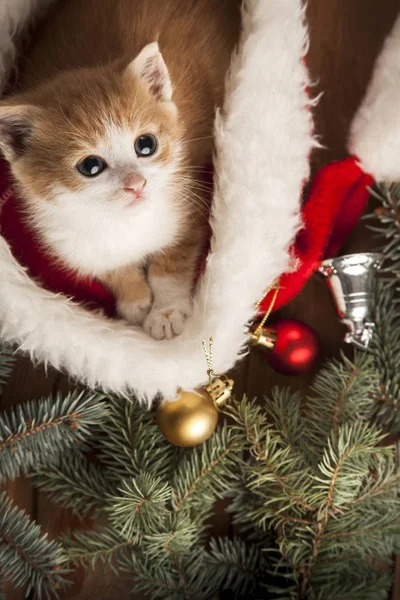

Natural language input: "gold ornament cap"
[249,324,276,350]
[205,375,234,408]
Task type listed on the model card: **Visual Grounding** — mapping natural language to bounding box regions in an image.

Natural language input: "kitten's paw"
[117,296,152,325]
[143,299,193,340]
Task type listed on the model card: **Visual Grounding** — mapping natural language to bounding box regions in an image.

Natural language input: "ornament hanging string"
[254,279,281,337]
[202,337,215,386]
[201,279,280,402]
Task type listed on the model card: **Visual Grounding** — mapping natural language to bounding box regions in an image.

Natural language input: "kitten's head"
[0,43,185,215]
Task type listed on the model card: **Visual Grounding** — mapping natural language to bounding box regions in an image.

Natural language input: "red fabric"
[0,156,373,316]
[0,160,116,316]
[260,157,374,312]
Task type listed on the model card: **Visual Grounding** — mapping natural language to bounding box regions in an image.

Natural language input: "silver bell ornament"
[319,253,383,350]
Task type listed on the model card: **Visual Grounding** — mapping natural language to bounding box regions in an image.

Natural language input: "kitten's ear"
[0,104,39,161]
[126,42,173,102]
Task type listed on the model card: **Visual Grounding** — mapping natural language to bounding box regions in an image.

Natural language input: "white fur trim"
[349,13,400,181]
[0,0,314,404]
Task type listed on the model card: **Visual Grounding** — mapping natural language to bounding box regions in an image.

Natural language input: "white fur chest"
[29,192,181,275]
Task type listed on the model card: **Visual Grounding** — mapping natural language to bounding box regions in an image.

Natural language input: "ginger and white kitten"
[0,0,240,339]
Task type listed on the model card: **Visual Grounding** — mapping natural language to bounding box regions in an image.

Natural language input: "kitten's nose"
[123,173,146,197]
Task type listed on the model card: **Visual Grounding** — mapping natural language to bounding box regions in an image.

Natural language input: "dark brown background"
[2,0,400,598]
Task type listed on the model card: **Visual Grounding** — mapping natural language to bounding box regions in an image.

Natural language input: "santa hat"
[0,0,314,402]
[1,3,398,403]
[261,13,400,313]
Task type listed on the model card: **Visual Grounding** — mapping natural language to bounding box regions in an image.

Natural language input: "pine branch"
[347,446,400,507]
[310,559,392,600]
[370,281,400,432]
[309,422,385,510]
[227,397,314,517]
[203,537,269,596]
[367,183,400,276]
[171,426,242,518]
[0,492,70,599]
[365,184,400,431]
[120,550,221,600]
[142,512,199,567]
[263,388,306,452]
[31,451,114,518]
[305,354,379,457]
[61,525,137,574]
[0,390,108,483]
[107,472,171,539]
[0,345,15,393]
[95,396,176,480]
[119,556,185,600]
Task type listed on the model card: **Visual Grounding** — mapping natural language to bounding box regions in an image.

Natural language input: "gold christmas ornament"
[156,336,234,447]
[157,376,233,447]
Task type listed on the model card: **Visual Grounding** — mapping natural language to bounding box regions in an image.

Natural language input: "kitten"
[0,0,240,339]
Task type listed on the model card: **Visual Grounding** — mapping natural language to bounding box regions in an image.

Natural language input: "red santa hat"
[0,3,398,401]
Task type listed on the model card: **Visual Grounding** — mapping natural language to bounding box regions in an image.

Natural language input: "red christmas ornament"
[250,319,320,376]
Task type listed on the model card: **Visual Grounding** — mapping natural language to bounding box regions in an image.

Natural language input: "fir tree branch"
[108,473,171,539]
[0,492,70,599]
[173,444,236,509]
[31,451,114,518]
[95,397,176,480]
[0,390,108,483]
[305,354,379,456]
[142,513,199,567]
[295,423,388,598]
[330,363,360,432]
[172,427,241,515]
[367,183,400,276]
[238,407,314,512]
[0,345,15,393]
[323,520,400,542]
[61,526,137,574]
[118,552,186,598]
[370,386,400,409]
[346,460,400,507]
[369,282,400,432]
[203,537,268,596]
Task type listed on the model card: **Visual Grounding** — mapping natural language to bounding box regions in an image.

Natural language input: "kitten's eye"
[76,156,107,177]
[134,134,158,157]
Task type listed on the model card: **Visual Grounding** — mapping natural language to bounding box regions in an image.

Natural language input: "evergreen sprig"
[0,390,107,483]
[0,345,15,392]
[366,183,400,432]
[0,492,69,599]
[203,537,268,596]
[171,425,242,517]
[368,182,400,276]
[227,361,400,599]
[31,451,114,518]
[142,512,199,567]
[108,473,172,539]
[370,281,400,431]
[95,397,176,480]
[306,353,380,454]
[61,526,135,574]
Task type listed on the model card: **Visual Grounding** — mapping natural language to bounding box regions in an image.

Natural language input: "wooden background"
[2,0,400,598]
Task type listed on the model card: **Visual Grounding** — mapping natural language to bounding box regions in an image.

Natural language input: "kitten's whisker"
[173,177,214,194]
[181,136,214,145]
[177,188,211,212]
[173,190,210,217]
